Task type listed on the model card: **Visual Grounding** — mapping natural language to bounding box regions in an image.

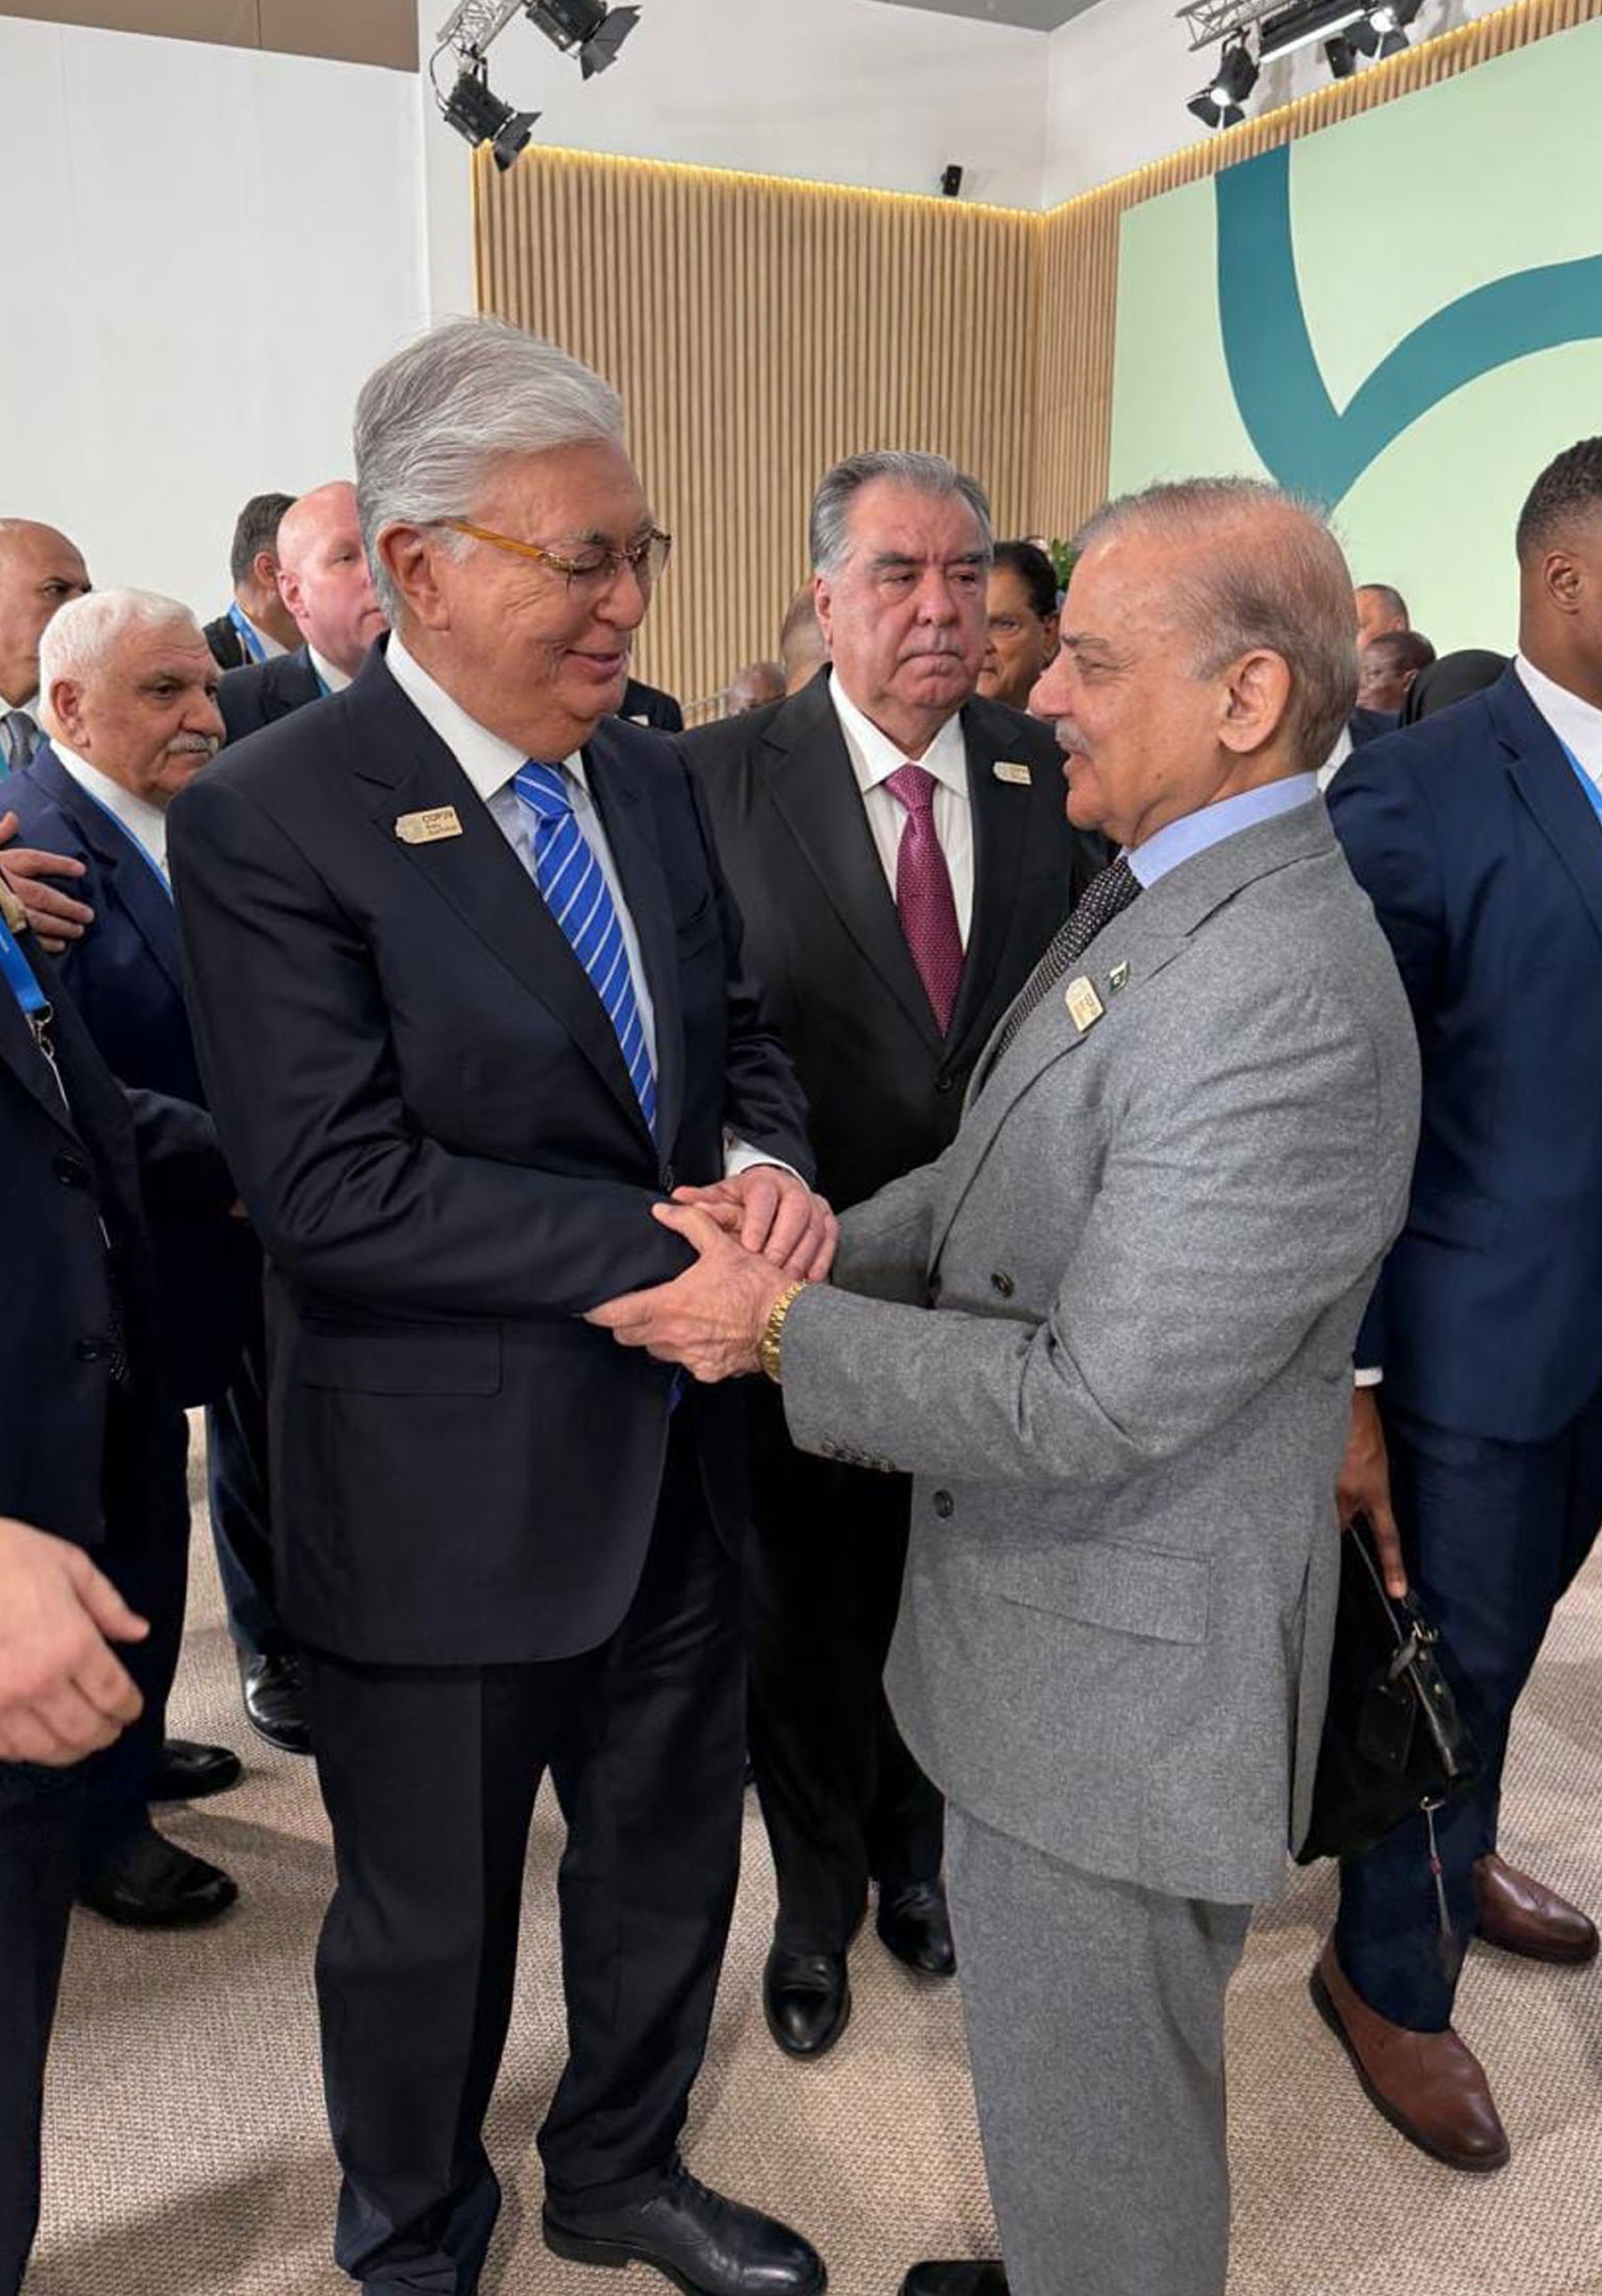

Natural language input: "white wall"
[0,14,429,620]
[417,0,1052,316]
[1043,0,1504,207]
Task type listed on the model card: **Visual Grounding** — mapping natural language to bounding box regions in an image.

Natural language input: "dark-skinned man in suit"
[683,452,1104,2061]
[168,316,829,2296]
[218,481,386,742]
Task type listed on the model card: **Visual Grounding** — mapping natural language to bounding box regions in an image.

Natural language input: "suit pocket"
[295,1326,503,1396]
[992,1537,1210,1646]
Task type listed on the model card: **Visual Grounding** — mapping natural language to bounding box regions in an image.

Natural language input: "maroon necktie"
[886,762,965,1034]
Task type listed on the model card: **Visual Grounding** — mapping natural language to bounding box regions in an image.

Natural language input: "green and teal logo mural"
[1109,17,1602,651]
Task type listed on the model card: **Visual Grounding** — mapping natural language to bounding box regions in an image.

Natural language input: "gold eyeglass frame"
[442,517,673,590]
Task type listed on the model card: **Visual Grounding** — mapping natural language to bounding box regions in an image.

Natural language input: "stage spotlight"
[523,0,641,77]
[1187,37,1258,128]
[441,63,539,168]
[1324,31,1357,72]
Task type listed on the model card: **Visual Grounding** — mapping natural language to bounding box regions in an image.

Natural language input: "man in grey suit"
[589,478,1420,2296]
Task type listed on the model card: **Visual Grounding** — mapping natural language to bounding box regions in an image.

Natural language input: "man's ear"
[46,677,86,749]
[382,527,450,632]
[1218,648,1292,757]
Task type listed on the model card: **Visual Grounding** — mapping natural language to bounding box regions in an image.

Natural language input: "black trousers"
[0,1765,80,2296]
[302,1419,746,2294]
[745,1383,943,1955]
[206,1314,287,1661]
[1336,1373,1602,2028]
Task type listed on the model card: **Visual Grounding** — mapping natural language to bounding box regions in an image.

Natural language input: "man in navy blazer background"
[1322,435,1602,2171]
[168,317,829,2296]
[7,591,254,1931]
[217,481,387,743]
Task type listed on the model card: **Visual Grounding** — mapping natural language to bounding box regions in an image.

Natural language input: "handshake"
[586,1164,837,1383]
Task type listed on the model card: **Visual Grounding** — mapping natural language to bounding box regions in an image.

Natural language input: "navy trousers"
[206,1314,287,1661]
[0,1765,80,2295]
[1335,1375,1602,2029]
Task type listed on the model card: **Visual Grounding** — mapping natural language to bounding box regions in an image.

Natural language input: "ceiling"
[862,0,1102,30]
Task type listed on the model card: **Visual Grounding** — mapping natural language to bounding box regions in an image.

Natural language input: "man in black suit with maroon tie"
[683,451,1103,2060]
[168,317,829,2296]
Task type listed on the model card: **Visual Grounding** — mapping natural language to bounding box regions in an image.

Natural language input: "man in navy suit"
[0,849,231,2292]
[218,481,387,742]
[7,591,253,1931]
[1321,436,1602,2170]
[169,317,829,2296]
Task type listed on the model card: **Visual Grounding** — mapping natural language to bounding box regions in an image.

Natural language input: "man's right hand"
[0,1517,149,1765]
[1336,1384,1408,1598]
[0,809,94,955]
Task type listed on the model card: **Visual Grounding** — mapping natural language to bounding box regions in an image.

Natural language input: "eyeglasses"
[443,518,673,596]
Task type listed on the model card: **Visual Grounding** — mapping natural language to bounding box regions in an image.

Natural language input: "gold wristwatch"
[758,1280,809,1384]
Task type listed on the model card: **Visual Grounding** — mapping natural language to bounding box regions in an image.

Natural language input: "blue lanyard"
[1558,738,1602,829]
[71,780,174,902]
[0,909,47,1020]
[228,600,268,667]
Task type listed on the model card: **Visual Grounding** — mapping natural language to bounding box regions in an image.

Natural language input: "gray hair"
[809,450,994,577]
[1073,479,1358,772]
[354,316,627,619]
[38,588,202,697]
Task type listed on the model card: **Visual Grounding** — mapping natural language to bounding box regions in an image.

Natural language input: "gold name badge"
[992,760,1032,786]
[1064,976,1105,1033]
[395,807,464,846]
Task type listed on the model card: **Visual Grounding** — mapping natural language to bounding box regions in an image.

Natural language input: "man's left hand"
[673,1163,837,1283]
[586,1203,796,1381]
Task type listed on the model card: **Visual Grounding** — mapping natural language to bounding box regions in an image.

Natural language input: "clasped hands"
[586,1164,836,1382]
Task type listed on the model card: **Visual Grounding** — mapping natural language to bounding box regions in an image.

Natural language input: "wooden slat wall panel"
[1034,0,1602,535]
[478,154,1042,708]
[476,0,1601,701]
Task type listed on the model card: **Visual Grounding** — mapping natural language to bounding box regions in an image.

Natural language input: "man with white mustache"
[684,452,1104,2062]
[5,589,251,1933]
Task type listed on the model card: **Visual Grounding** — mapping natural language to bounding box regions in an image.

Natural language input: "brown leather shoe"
[1474,1854,1599,1965]
[1311,1941,1509,2172]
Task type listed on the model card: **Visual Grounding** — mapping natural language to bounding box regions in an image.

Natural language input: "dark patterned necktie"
[988,853,1142,1069]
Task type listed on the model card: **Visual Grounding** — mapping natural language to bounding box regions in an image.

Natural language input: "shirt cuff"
[1354,1367,1383,1389]
[724,1132,805,1186]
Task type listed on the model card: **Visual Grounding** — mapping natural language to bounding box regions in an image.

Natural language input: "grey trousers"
[945,1805,1251,2296]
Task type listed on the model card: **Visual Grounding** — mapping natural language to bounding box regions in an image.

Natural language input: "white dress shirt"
[828,672,975,945]
[1515,653,1602,792]
[231,604,287,662]
[308,646,353,696]
[385,637,788,1180]
[53,742,171,884]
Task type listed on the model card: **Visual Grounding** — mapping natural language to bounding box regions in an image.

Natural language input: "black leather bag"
[1298,1516,1477,1867]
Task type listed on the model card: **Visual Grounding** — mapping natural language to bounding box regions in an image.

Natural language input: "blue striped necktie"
[514,761,657,1137]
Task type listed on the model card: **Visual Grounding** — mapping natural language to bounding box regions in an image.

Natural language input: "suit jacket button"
[55,1153,90,1188]
[991,1270,1015,1299]
[935,1076,956,1096]
[75,1336,108,1363]
[661,1164,676,1192]
[933,1489,954,1520]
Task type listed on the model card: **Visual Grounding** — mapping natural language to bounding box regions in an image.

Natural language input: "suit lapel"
[944,699,1039,1060]
[763,679,943,1053]
[585,726,684,1151]
[343,659,654,1151]
[35,750,184,996]
[1489,673,1602,955]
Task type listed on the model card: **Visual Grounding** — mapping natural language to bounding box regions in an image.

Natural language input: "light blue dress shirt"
[1126,773,1320,888]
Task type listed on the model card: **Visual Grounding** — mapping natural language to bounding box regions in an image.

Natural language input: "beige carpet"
[29,1439,1602,2295]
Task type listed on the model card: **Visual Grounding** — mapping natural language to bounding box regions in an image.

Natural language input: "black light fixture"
[1324,30,1357,72]
[522,0,640,77]
[441,61,539,168]
[1362,0,1422,53]
[941,163,964,199]
[1187,36,1258,129]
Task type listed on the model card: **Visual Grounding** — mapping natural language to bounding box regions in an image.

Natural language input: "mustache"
[166,735,221,759]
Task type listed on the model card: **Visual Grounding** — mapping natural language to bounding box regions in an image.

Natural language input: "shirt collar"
[52,741,171,874]
[828,671,969,800]
[1515,653,1602,789]
[1127,774,1320,889]
[307,645,352,696]
[229,601,287,662]
[385,635,586,803]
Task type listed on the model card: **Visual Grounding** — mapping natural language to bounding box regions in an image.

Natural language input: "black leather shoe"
[763,1946,851,2058]
[877,1878,957,1977]
[545,2162,825,2295]
[899,2267,1007,2296]
[150,1738,242,1802]
[78,1827,239,1930]
[240,1650,312,1756]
